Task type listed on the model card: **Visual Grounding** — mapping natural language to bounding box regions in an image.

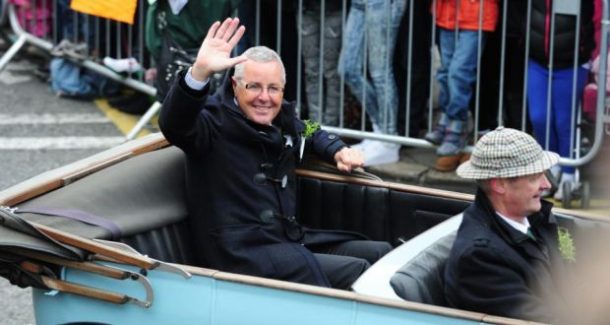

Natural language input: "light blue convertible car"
[0,134,608,324]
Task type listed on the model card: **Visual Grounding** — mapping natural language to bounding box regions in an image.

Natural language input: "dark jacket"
[159,71,364,286]
[444,189,574,323]
[529,0,594,69]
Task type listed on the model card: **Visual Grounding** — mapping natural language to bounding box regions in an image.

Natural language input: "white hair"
[233,46,286,83]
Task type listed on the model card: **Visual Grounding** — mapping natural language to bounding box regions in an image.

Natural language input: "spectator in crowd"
[445,127,575,323]
[236,0,301,101]
[582,0,605,123]
[339,0,407,166]
[145,0,238,101]
[475,0,530,133]
[49,0,121,99]
[55,0,91,47]
[299,0,343,127]
[9,0,51,38]
[395,0,432,138]
[159,18,392,289]
[425,0,498,171]
[526,0,594,200]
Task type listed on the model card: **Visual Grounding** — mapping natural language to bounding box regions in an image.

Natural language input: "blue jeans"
[50,58,119,98]
[300,7,342,126]
[527,59,588,175]
[56,0,93,44]
[437,29,484,122]
[338,0,406,135]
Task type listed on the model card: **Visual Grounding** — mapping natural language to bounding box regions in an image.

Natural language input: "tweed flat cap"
[457,127,559,179]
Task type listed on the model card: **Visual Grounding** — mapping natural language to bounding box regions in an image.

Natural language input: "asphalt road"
[0,56,125,325]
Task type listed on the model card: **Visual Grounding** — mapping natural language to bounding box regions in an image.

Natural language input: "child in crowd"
[426,0,499,171]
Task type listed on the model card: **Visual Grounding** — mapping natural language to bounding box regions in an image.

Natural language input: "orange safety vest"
[434,0,499,32]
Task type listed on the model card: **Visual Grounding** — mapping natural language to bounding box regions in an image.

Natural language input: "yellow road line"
[94,99,158,138]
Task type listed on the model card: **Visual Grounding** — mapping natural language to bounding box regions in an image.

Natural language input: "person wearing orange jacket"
[425,0,499,171]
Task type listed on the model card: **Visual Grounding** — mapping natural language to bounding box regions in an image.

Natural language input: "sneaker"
[554,180,576,201]
[553,174,576,201]
[103,57,143,73]
[424,113,448,145]
[350,139,373,153]
[50,39,71,57]
[363,141,400,166]
[352,123,385,152]
[51,40,88,60]
[66,42,88,60]
[437,119,469,156]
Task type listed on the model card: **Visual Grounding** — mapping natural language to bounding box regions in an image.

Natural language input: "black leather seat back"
[390,232,456,306]
[19,147,467,269]
[297,178,391,240]
[296,177,469,244]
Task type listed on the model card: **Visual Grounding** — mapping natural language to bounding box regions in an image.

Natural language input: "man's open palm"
[192,18,247,81]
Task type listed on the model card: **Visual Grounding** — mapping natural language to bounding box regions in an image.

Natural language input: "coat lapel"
[473,190,553,266]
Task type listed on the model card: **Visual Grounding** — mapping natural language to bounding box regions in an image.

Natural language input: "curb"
[366,147,477,194]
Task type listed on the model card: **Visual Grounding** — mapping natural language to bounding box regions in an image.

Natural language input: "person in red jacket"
[425,0,498,171]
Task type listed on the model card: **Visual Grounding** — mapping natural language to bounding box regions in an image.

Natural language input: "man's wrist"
[191,64,212,81]
[332,144,348,161]
[333,146,346,161]
[185,67,209,90]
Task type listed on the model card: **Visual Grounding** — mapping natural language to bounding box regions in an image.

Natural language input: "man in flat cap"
[444,127,576,323]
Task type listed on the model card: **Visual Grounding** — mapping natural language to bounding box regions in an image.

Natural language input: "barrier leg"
[125,101,162,141]
[0,34,26,73]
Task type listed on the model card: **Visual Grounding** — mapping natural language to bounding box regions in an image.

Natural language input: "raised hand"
[191,17,247,81]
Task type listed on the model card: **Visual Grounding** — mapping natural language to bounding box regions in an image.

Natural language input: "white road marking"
[0,137,125,150]
[0,71,32,85]
[0,61,40,85]
[0,113,110,125]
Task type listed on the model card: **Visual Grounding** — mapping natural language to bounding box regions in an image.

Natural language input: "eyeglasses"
[238,80,284,97]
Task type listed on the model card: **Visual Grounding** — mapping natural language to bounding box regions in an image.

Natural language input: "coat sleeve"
[445,245,556,323]
[158,71,221,155]
[298,120,346,163]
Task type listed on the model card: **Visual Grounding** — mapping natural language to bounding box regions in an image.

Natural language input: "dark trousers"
[475,33,530,131]
[310,240,392,289]
[395,0,432,137]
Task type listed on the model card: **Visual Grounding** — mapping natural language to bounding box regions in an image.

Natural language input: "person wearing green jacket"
[145,0,239,101]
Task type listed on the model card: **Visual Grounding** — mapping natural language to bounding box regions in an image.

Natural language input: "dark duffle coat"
[159,71,366,286]
[444,189,576,323]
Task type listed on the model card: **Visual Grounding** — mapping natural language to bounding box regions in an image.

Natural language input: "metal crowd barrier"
[0,0,608,171]
[0,0,156,140]
[0,0,8,26]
